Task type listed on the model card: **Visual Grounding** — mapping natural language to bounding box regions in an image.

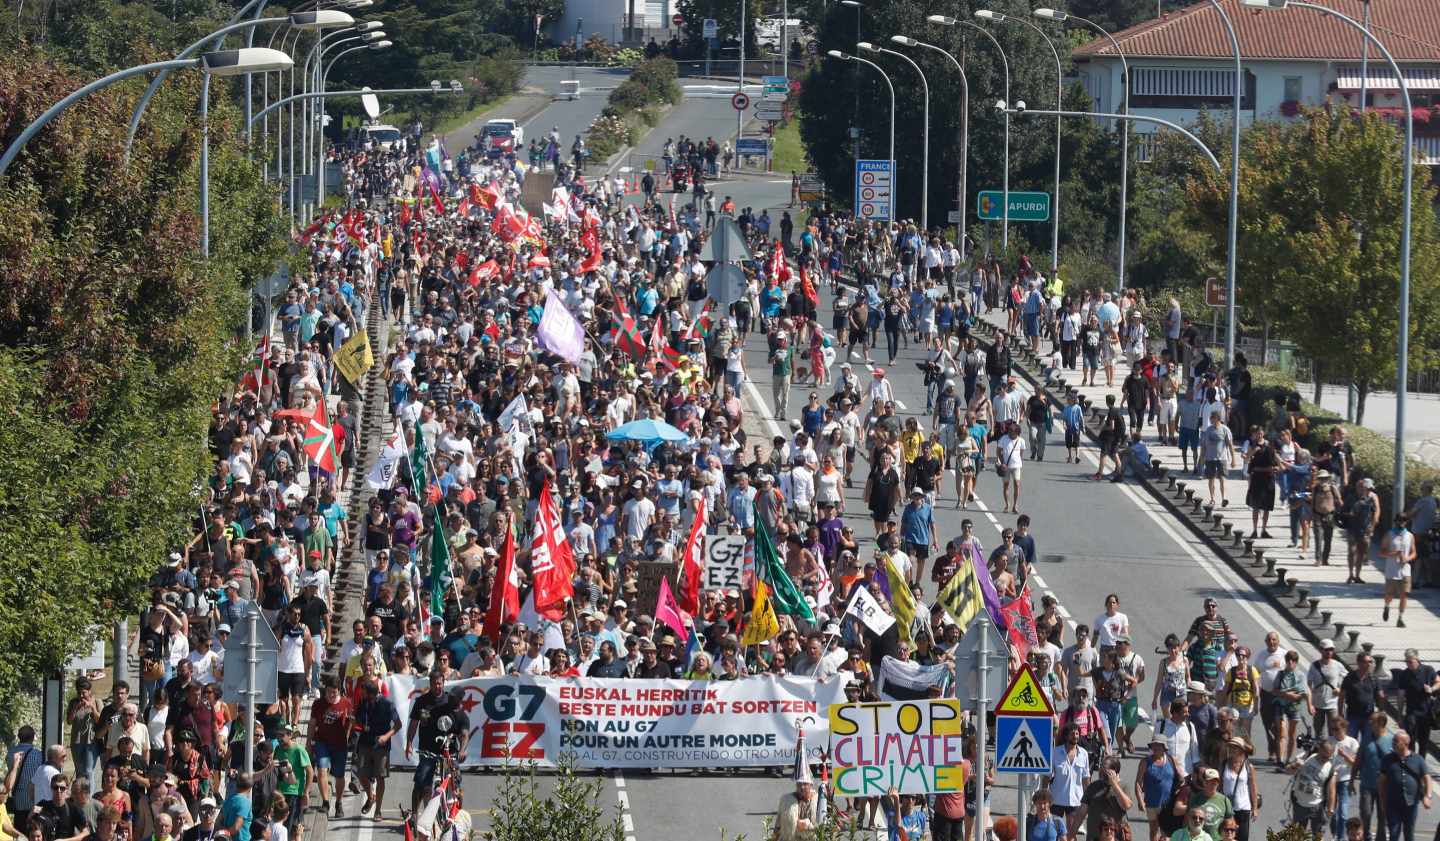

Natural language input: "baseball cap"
[1319,638,1336,650]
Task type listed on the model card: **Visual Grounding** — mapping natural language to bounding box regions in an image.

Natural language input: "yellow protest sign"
[335,330,374,385]
[741,579,779,646]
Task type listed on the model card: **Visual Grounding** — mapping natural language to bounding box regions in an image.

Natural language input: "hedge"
[584,57,681,160]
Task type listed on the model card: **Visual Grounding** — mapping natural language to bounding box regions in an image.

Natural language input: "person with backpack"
[1156,700,1202,776]
[1347,478,1381,585]
[1219,647,1261,741]
[1028,789,1069,841]
[1049,725,1092,825]
[1289,737,1339,838]
[1059,686,1110,760]
[1095,394,1126,482]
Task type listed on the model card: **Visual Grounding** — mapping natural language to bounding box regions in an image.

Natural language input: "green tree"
[483,759,626,841]
[0,45,287,731]
[1185,105,1440,422]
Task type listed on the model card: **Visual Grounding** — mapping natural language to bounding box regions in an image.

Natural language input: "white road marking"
[742,374,788,439]
[894,399,907,411]
[616,769,637,841]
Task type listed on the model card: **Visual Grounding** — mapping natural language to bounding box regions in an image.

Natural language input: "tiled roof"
[1070,0,1440,62]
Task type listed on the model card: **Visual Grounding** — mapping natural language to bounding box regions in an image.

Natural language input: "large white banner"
[387,674,847,769]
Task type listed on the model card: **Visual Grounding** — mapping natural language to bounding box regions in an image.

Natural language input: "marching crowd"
[4,110,1439,841]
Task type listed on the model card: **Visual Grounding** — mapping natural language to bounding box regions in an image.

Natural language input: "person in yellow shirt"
[900,417,925,487]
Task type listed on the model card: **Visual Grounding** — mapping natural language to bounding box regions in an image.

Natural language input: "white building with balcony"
[1070,0,1440,165]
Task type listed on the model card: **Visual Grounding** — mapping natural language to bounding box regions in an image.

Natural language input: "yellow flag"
[882,554,916,644]
[334,330,374,385]
[741,579,780,646]
[937,555,983,630]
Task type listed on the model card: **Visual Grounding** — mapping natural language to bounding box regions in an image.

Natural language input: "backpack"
[1156,769,1187,835]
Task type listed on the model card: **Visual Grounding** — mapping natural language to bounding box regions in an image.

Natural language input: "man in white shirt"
[1155,700,1201,775]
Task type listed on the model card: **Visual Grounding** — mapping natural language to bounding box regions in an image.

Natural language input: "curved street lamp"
[1240,0,1417,524]
[977,9,1063,278]
[860,41,929,231]
[892,34,969,253]
[929,14,1010,251]
[0,49,293,178]
[829,49,896,222]
[1035,8,1129,291]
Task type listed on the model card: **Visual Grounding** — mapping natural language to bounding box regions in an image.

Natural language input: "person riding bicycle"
[404,669,469,817]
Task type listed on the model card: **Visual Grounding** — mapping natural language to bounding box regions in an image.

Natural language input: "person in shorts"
[1201,410,1235,507]
[307,677,354,818]
[353,678,399,820]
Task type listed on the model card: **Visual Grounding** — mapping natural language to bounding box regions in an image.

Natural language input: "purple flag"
[536,294,585,363]
[968,543,1004,624]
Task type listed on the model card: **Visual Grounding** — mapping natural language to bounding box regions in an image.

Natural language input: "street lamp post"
[840,1,863,168]
[860,41,928,232]
[929,15,1009,251]
[316,41,394,205]
[0,49,293,178]
[1241,0,1417,532]
[1036,9,1128,291]
[891,35,968,256]
[828,50,895,222]
[977,10,1062,278]
[248,83,465,133]
[1000,103,1222,173]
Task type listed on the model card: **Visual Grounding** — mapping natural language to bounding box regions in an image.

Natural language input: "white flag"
[537,294,585,363]
[365,418,405,490]
[497,393,529,432]
[844,586,896,636]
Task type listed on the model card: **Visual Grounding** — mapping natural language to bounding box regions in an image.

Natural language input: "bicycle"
[403,731,470,841]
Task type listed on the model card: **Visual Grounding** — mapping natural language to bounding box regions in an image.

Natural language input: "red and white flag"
[529,483,575,620]
[302,400,340,475]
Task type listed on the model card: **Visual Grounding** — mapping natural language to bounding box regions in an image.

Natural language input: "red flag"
[298,219,324,245]
[483,522,521,642]
[483,321,502,343]
[529,253,551,268]
[457,197,472,218]
[1000,585,1038,662]
[530,483,575,620]
[302,399,340,474]
[800,263,819,307]
[770,241,792,282]
[468,259,500,286]
[398,202,411,228]
[428,181,445,217]
[678,498,706,614]
[577,245,602,275]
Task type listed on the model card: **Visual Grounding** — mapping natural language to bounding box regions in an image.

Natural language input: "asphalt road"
[442,65,631,154]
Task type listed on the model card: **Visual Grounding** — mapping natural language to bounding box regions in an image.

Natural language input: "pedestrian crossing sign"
[994,663,1055,717]
[994,715,1053,774]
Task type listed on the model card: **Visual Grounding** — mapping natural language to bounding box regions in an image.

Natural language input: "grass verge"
[769,117,807,174]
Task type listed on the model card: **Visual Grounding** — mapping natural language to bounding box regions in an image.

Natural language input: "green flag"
[752,505,815,621]
[428,509,451,616]
[409,416,428,491]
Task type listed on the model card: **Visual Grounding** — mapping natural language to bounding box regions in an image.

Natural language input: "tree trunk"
[1261,320,1270,368]
[1313,359,1323,405]
[1355,379,1369,426]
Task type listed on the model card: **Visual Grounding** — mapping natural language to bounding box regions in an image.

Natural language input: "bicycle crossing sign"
[994,663,1055,716]
[994,715,1053,774]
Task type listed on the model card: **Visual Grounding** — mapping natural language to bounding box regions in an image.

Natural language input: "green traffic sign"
[976,190,1050,222]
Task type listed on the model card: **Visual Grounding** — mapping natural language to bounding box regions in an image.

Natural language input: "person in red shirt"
[308,677,355,818]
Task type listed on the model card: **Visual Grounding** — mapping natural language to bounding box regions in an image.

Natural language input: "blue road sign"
[994,714,1053,774]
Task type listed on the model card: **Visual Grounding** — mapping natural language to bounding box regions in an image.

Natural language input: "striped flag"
[882,554,916,644]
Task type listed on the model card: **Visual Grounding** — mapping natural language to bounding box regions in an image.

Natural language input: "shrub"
[609,47,645,67]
